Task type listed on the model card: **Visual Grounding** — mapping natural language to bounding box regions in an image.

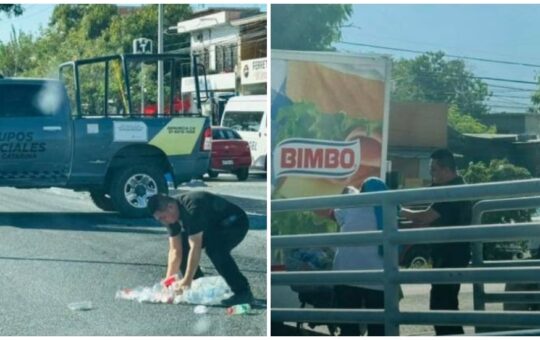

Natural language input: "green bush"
[462,159,532,260]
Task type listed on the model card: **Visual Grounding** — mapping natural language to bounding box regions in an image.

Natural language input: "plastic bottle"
[68,301,93,311]
[164,172,175,191]
[162,274,179,288]
[226,304,251,315]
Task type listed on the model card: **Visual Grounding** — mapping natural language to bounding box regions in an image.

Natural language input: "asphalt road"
[0,186,267,336]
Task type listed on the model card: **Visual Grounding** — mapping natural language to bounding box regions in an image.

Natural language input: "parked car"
[208,127,252,181]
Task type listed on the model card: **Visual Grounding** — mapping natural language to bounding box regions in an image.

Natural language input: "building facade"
[173,8,267,123]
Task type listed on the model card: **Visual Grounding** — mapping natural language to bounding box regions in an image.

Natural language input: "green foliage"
[271,211,338,236]
[0,4,192,77]
[0,29,38,76]
[276,101,381,142]
[271,4,352,51]
[392,51,490,118]
[462,159,532,259]
[448,105,496,134]
[0,4,23,18]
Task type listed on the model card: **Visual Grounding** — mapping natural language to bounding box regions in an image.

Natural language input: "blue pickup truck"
[0,54,211,217]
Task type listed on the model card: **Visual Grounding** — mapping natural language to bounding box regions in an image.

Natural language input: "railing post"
[471,207,486,316]
[383,202,400,336]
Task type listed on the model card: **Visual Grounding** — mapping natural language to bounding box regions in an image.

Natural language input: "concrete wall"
[389,102,448,148]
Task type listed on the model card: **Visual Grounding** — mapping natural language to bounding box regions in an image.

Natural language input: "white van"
[220,95,267,171]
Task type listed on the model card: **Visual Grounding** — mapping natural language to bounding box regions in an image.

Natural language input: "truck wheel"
[235,168,249,181]
[110,164,168,218]
[89,190,116,212]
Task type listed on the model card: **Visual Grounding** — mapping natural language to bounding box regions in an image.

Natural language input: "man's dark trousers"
[204,214,250,294]
[430,283,463,335]
[430,253,469,335]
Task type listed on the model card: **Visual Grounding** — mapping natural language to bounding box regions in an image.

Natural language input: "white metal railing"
[271,179,540,336]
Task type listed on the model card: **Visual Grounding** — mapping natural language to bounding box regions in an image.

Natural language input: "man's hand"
[172,277,192,294]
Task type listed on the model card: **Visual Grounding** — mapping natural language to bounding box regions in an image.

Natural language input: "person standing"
[148,191,254,306]
[400,148,471,335]
[333,177,389,336]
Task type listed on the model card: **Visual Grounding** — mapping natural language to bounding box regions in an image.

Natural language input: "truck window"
[222,111,263,132]
[0,83,60,117]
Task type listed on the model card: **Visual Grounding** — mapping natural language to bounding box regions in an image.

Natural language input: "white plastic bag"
[115,276,232,305]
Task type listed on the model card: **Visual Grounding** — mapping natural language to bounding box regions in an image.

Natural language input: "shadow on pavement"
[0,212,163,234]
[0,255,166,268]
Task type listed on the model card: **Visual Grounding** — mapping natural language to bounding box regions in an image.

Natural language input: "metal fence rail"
[271,179,540,336]
[470,196,540,334]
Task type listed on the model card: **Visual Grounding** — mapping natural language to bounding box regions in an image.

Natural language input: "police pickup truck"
[0,54,211,217]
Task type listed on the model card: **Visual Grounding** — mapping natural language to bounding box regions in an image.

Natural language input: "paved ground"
[0,186,267,336]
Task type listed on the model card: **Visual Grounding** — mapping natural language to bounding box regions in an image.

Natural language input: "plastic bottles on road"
[68,301,93,311]
[226,304,251,315]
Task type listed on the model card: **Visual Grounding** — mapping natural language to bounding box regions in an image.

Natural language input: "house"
[175,8,267,96]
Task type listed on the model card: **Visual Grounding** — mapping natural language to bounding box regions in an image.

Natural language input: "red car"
[208,127,252,181]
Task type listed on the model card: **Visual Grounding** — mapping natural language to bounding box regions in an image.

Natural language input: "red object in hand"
[163,275,177,288]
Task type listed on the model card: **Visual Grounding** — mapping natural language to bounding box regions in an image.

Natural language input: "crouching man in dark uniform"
[148,191,253,306]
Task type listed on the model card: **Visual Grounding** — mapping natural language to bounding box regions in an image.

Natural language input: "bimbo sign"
[274,138,361,178]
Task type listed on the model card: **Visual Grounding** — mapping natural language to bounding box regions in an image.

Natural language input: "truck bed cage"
[59,54,207,118]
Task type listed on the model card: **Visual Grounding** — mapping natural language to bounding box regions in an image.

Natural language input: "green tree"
[448,104,496,134]
[393,51,490,118]
[462,159,532,260]
[0,29,38,76]
[271,4,352,51]
[0,4,23,18]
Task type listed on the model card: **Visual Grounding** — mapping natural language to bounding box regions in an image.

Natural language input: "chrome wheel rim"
[124,173,158,209]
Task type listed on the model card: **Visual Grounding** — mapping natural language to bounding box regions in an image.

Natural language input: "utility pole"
[157,4,164,114]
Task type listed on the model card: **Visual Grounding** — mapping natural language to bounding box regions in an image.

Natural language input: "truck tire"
[89,190,116,212]
[207,169,219,179]
[110,164,168,218]
[235,168,249,181]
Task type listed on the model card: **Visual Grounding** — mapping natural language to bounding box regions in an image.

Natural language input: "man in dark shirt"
[400,148,471,335]
[148,191,253,306]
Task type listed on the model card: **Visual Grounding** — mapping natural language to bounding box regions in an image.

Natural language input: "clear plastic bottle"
[164,172,175,191]
[68,301,93,311]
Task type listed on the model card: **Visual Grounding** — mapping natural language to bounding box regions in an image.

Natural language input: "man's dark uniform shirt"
[430,176,472,268]
[165,191,246,242]
[163,191,251,296]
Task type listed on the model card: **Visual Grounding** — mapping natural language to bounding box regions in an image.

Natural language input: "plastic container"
[164,172,175,191]
[163,274,180,288]
[68,301,93,311]
[193,305,208,314]
[226,303,251,315]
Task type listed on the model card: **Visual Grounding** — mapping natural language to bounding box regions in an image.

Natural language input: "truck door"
[0,81,71,186]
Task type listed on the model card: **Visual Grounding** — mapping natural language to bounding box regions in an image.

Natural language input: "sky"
[1,4,539,113]
[0,3,267,43]
[336,4,540,113]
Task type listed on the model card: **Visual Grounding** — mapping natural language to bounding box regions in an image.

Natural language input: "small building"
[175,8,266,95]
[480,112,540,137]
[387,101,449,188]
[171,8,266,124]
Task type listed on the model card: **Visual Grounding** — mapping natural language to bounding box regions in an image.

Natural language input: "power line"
[477,77,538,85]
[338,41,540,69]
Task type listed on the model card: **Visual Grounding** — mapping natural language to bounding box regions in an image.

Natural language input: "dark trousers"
[204,214,250,294]
[334,285,385,336]
[430,253,469,336]
[430,283,463,335]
